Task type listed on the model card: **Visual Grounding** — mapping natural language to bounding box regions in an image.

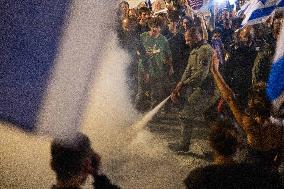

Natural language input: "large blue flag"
[0,0,71,131]
[0,0,115,136]
[267,24,284,115]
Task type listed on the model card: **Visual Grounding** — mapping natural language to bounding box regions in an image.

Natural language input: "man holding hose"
[169,26,219,153]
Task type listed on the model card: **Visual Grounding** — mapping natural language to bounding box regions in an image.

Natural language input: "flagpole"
[211,0,216,29]
[213,0,216,29]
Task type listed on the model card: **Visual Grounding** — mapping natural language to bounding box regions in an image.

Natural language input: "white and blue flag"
[241,0,284,26]
[146,0,152,9]
[267,24,284,114]
[0,0,115,136]
[237,0,259,17]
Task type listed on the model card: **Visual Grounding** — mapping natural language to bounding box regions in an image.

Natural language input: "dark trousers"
[179,116,208,147]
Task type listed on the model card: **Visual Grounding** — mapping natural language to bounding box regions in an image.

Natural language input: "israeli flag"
[146,0,152,9]
[237,0,258,17]
[267,24,284,115]
[241,0,283,26]
[0,0,115,137]
[278,0,284,10]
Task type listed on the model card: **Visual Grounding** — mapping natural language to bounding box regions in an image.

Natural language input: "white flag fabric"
[241,0,283,26]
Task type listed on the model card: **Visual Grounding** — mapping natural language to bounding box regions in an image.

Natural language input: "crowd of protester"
[115,0,284,188]
[50,0,284,188]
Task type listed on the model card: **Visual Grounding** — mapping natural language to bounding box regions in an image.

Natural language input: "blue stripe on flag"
[248,5,276,21]
[267,56,284,101]
[277,0,284,8]
[0,0,70,131]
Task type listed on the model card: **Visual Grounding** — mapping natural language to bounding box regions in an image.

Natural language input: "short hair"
[51,133,92,182]
[209,121,238,157]
[187,26,202,37]
[183,16,194,27]
[148,17,163,28]
[248,82,271,119]
[224,18,231,25]
[193,15,202,26]
[138,7,150,15]
[168,10,179,22]
[232,18,242,28]
[274,10,284,20]
[212,27,222,35]
[119,1,129,8]
[272,10,284,26]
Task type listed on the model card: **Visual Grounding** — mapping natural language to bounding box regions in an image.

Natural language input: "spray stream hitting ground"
[132,96,171,131]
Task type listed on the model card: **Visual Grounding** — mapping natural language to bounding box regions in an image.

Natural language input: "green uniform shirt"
[181,42,213,89]
[179,42,219,120]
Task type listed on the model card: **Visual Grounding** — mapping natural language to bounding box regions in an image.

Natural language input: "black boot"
[168,142,190,153]
[168,122,192,153]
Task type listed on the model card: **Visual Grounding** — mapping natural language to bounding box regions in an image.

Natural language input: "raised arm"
[199,15,208,41]
[210,52,244,126]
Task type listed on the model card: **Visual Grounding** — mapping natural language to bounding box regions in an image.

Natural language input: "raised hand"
[211,51,220,72]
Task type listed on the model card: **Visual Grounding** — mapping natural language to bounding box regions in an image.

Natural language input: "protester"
[167,17,187,81]
[50,133,120,189]
[118,17,148,104]
[252,12,283,86]
[136,17,173,111]
[137,7,151,35]
[221,19,234,50]
[128,8,138,19]
[184,120,282,189]
[180,16,193,34]
[152,0,166,13]
[224,26,257,109]
[156,12,172,39]
[118,1,129,21]
[211,51,283,167]
[210,28,225,66]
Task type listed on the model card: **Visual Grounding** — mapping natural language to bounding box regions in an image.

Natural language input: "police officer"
[169,26,219,153]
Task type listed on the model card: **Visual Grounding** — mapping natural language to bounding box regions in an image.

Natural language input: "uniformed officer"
[169,26,219,153]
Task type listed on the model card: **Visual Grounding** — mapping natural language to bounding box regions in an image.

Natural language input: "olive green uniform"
[178,42,219,148]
